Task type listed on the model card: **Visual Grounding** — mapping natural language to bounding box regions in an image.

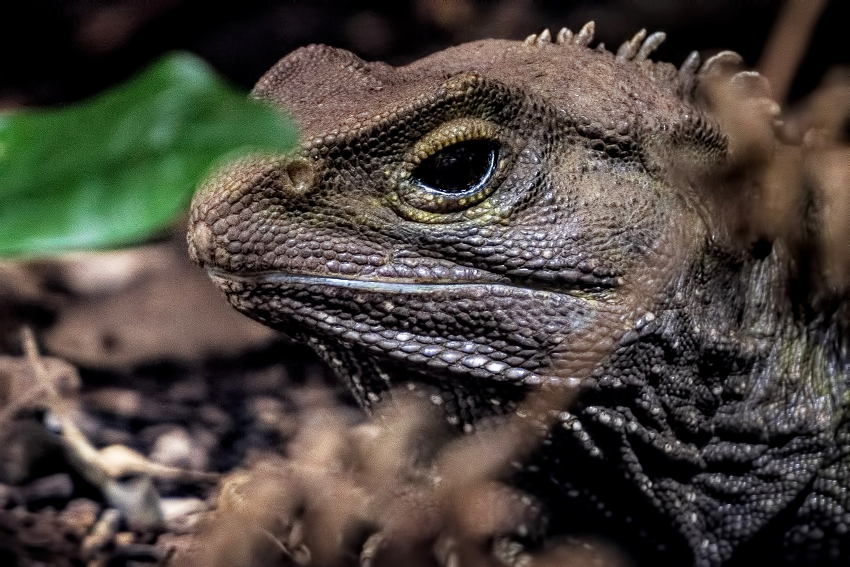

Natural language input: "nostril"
[280,157,316,197]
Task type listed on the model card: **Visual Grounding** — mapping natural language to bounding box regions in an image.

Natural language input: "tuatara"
[188,24,850,566]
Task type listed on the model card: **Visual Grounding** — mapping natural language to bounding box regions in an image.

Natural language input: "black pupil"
[412,139,499,194]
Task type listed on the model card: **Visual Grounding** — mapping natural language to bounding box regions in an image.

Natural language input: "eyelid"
[407,118,500,166]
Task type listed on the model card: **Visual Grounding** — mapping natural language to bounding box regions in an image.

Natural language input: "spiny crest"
[523,22,779,124]
[522,21,598,48]
[522,22,664,60]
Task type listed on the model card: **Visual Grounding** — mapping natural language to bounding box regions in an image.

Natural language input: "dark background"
[1,0,847,109]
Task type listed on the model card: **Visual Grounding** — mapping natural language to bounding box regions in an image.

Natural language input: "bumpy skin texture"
[188,30,850,566]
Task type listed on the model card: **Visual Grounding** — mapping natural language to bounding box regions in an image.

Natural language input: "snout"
[187,154,317,272]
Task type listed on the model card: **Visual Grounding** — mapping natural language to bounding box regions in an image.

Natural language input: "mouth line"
[207,268,534,296]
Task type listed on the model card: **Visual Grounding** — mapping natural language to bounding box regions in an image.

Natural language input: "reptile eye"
[412,139,500,195]
[392,120,505,218]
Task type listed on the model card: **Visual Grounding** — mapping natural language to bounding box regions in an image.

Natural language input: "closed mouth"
[207,268,536,296]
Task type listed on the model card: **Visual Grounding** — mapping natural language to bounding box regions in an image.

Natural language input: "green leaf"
[0,52,298,257]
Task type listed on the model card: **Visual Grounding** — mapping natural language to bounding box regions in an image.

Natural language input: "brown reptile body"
[188,25,850,566]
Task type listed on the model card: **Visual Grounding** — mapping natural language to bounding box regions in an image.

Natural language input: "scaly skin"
[188,27,850,566]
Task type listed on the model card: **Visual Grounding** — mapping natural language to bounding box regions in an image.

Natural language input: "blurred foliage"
[0,52,297,257]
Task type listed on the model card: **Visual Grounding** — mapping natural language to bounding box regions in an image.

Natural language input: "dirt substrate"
[0,236,355,567]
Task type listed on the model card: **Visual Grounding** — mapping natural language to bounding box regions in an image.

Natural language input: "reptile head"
[189,26,846,564]
[189,26,732,416]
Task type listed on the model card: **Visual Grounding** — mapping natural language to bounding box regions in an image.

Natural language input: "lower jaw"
[300,334,531,426]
